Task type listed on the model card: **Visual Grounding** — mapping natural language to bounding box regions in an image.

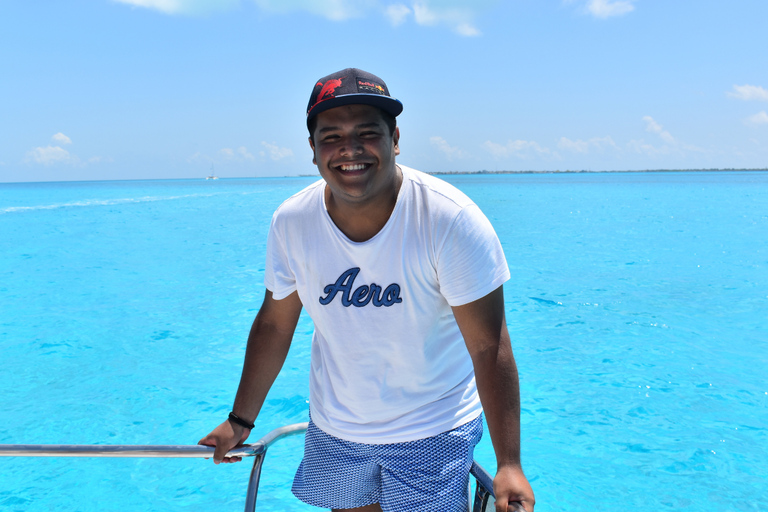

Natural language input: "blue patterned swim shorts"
[291,415,483,512]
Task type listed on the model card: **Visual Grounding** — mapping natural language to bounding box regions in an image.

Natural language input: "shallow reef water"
[1,171,766,511]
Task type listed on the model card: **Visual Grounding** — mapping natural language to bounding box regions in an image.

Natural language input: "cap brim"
[307,94,403,126]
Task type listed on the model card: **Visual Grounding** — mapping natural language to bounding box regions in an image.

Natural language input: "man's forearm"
[453,287,523,468]
[453,288,535,510]
[472,331,523,468]
[231,291,302,423]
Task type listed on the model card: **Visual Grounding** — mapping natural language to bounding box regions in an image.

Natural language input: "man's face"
[309,104,400,206]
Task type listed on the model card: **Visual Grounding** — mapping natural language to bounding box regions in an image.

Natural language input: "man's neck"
[325,166,403,243]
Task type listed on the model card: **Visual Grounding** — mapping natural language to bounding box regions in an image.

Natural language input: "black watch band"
[228,411,255,430]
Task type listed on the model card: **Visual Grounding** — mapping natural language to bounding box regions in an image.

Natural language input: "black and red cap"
[306,68,403,127]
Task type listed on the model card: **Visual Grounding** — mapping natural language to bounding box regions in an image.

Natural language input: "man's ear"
[308,136,317,165]
[393,127,400,156]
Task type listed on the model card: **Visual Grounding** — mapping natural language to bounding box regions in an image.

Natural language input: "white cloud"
[260,141,294,161]
[566,0,636,19]
[628,127,706,156]
[642,116,675,144]
[727,84,768,102]
[386,3,411,26]
[585,0,636,18]
[411,2,436,24]
[220,146,257,161]
[113,0,239,15]
[25,135,103,166]
[746,111,768,125]
[626,139,661,156]
[187,152,210,164]
[26,146,74,165]
[412,2,481,36]
[113,0,484,34]
[113,0,179,14]
[483,139,550,158]
[237,146,255,160]
[557,136,617,153]
[52,132,72,145]
[627,140,704,157]
[643,116,663,133]
[430,136,467,160]
[253,0,371,21]
[454,23,480,37]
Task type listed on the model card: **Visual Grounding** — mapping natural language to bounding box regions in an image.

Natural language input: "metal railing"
[0,422,306,512]
[1,423,520,512]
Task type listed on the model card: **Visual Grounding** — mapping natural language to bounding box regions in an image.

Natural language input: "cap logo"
[316,77,345,104]
[358,80,385,95]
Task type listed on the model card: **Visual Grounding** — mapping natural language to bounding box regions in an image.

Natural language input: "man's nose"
[340,139,364,156]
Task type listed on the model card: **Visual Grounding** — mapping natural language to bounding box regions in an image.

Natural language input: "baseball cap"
[306,68,403,127]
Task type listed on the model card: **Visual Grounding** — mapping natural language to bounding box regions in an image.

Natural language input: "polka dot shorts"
[292,415,483,511]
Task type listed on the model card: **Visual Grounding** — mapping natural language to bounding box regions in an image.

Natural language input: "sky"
[1,0,767,182]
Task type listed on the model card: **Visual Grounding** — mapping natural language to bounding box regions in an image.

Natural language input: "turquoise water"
[1,172,766,511]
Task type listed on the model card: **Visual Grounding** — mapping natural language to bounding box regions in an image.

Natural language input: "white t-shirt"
[265,165,510,444]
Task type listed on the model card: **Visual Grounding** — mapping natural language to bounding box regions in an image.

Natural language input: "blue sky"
[1,0,767,182]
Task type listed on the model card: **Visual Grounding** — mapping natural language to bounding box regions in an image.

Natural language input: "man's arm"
[198,290,303,463]
[452,286,535,512]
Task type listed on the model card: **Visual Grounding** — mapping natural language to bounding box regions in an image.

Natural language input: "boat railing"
[0,422,517,512]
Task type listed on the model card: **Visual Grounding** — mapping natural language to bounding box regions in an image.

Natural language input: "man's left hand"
[493,465,535,512]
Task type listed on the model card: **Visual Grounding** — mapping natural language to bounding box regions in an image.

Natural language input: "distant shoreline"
[425,168,768,176]
[296,168,768,178]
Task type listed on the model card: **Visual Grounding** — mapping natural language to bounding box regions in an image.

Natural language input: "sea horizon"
[2,167,767,186]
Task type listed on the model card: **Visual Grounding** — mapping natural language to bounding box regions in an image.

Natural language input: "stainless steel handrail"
[0,422,520,512]
[0,422,308,512]
[0,422,308,459]
[242,422,309,511]
[0,443,257,458]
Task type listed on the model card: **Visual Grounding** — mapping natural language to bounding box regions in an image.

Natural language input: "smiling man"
[200,68,534,512]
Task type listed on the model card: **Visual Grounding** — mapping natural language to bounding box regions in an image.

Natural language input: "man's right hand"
[198,419,251,464]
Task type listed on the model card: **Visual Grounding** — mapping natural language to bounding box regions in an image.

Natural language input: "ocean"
[1,171,766,511]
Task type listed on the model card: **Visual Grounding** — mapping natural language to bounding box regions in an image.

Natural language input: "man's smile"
[336,163,371,174]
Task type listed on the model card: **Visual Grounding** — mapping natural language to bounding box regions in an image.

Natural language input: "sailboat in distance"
[206,164,218,180]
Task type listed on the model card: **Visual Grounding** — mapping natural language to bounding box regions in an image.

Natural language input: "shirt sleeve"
[264,212,298,300]
[436,204,510,307]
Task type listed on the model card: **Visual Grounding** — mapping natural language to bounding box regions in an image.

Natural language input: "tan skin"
[309,104,402,242]
[199,104,535,512]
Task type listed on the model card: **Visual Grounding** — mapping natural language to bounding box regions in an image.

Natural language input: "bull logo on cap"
[316,77,345,104]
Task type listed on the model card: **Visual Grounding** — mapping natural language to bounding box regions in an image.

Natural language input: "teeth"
[340,164,366,171]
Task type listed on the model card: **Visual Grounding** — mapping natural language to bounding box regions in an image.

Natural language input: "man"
[199,68,534,512]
